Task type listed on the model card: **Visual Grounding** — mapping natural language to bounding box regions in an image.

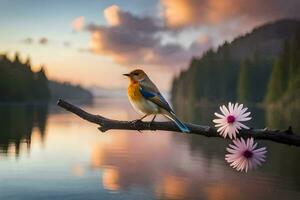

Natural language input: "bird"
[123,69,190,133]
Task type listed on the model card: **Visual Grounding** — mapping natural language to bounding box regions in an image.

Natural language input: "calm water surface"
[0,98,299,200]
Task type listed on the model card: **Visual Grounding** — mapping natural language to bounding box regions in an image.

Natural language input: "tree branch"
[57,99,300,147]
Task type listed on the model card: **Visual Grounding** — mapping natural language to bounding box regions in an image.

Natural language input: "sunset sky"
[1,0,300,90]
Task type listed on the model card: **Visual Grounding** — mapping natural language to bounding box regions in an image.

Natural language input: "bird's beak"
[123,73,130,77]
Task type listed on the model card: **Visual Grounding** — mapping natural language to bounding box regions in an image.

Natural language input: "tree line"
[0,53,93,103]
[172,27,300,108]
[265,33,300,105]
[0,53,50,102]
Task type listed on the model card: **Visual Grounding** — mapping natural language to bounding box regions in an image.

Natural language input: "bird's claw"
[148,115,156,130]
[147,121,154,129]
[130,119,143,132]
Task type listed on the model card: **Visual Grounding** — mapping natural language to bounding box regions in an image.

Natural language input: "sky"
[0,0,300,90]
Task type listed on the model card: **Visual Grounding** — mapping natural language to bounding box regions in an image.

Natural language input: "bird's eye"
[133,73,139,76]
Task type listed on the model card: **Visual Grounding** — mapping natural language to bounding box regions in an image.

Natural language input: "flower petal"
[225,137,267,172]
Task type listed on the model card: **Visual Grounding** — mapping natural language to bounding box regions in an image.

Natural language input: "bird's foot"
[130,119,142,124]
[147,115,156,130]
[147,121,155,129]
[130,119,143,132]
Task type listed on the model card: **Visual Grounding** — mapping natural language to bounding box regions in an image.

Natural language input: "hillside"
[0,53,93,103]
[171,19,300,112]
[225,19,300,61]
[0,53,50,102]
[49,81,93,102]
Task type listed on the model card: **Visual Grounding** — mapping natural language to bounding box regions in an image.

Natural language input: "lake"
[0,98,300,200]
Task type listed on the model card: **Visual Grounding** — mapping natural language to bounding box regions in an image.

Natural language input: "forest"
[0,53,50,102]
[0,53,93,102]
[172,20,300,108]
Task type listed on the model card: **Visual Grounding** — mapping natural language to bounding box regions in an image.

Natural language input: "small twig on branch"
[57,99,300,147]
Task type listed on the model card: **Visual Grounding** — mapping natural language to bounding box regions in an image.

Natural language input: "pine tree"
[284,31,300,104]
[33,67,50,100]
[14,52,21,64]
[237,59,252,103]
[265,34,300,104]
[0,53,51,102]
[266,58,286,102]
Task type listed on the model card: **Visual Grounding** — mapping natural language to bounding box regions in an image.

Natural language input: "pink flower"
[213,102,251,139]
[225,137,267,172]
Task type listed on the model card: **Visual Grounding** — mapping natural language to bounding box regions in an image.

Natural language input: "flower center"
[243,150,253,158]
[227,115,235,123]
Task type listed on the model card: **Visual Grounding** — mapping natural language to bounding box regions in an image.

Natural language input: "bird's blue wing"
[139,88,156,98]
[140,85,189,133]
[139,86,173,112]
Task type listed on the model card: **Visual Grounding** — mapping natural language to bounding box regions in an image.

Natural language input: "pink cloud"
[72,16,85,31]
[103,5,121,26]
[83,6,210,70]
[160,0,300,28]
[80,1,300,71]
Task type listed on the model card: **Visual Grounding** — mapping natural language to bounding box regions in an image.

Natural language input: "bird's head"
[123,69,147,82]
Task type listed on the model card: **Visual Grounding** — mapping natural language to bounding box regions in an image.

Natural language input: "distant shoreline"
[0,98,93,106]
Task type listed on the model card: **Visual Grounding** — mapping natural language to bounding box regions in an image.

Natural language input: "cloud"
[84,5,210,69]
[80,1,300,71]
[160,0,300,28]
[72,16,85,31]
[22,37,34,44]
[21,37,50,45]
[39,37,49,45]
[104,5,121,26]
[63,41,71,47]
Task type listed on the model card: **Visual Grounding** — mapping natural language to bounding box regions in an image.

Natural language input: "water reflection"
[102,167,120,191]
[0,104,48,156]
[0,99,299,200]
[175,103,300,192]
[88,101,300,199]
[156,175,190,200]
[91,132,176,190]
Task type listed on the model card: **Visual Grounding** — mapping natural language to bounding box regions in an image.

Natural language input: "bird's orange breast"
[128,82,142,101]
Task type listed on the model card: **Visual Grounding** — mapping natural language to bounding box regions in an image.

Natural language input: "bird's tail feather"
[165,111,190,133]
